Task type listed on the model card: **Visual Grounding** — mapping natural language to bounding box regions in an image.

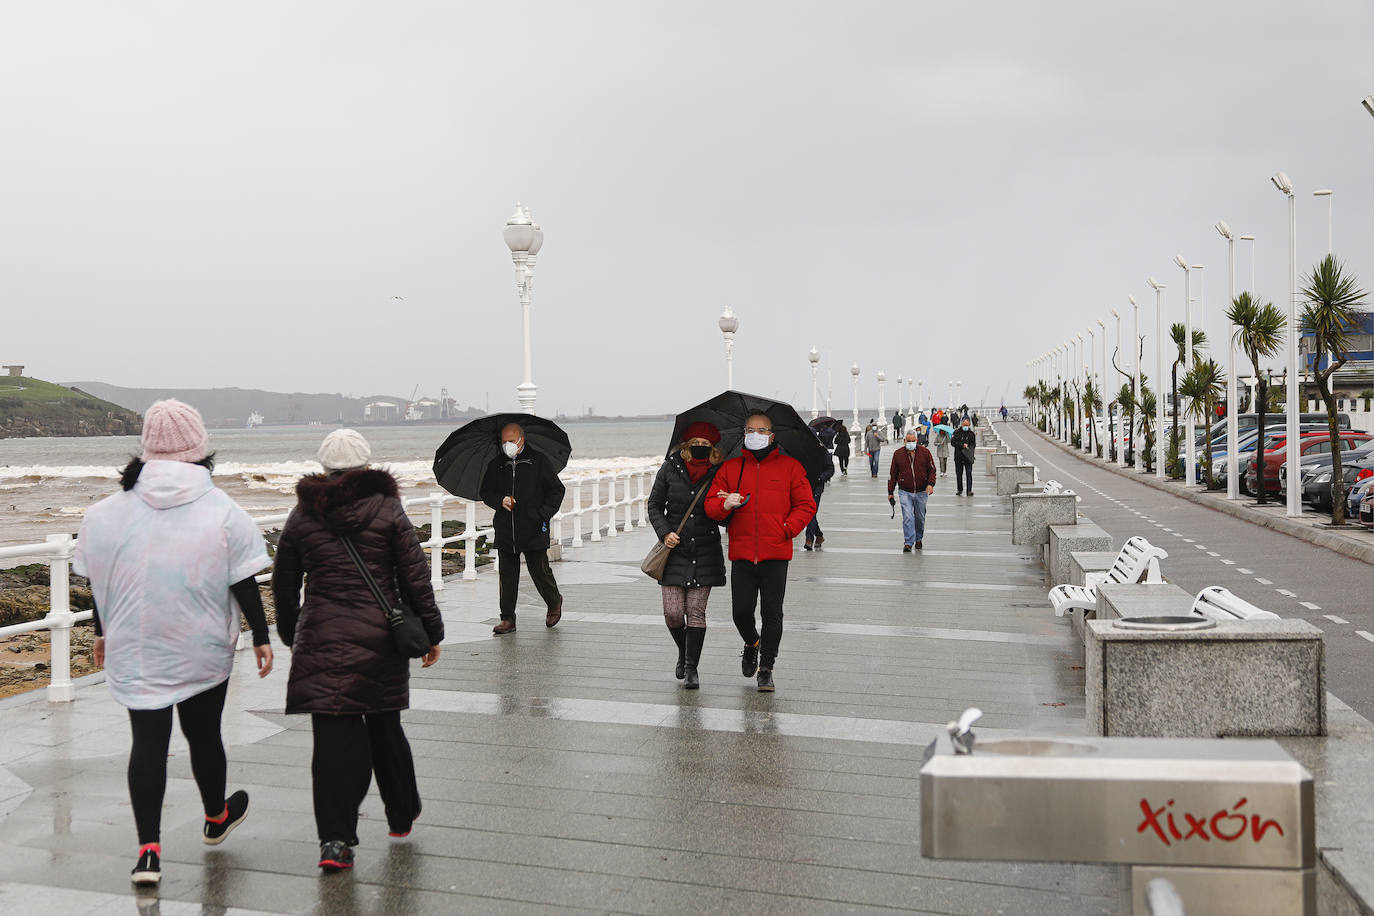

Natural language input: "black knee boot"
[669,626,687,680]
[683,627,705,690]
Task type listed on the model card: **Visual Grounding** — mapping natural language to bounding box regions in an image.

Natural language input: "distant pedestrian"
[893,410,904,438]
[273,429,444,873]
[480,422,566,634]
[933,423,951,474]
[971,411,980,427]
[74,400,273,887]
[952,415,977,496]
[834,425,851,475]
[863,423,887,478]
[647,422,725,690]
[1000,405,1008,422]
[804,427,834,551]
[706,413,816,692]
[888,431,937,551]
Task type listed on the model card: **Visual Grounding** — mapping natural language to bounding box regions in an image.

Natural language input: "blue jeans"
[898,489,928,545]
[868,448,881,476]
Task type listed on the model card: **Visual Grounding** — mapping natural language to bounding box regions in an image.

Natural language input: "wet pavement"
[0,457,1127,915]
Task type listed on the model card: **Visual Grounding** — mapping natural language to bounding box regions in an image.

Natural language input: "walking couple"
[647,415,816,692]
[76,402,444,886]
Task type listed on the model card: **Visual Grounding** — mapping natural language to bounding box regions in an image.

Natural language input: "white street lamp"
[503,203,544,414]
[877,370,887,431]
[1216,221,1240,499]
[955,380,962,409]
[907,378,915,425]
[1240,235,1256,292]
[1096,319,1107,458]
[1271,170,1300,517]
[917,379,923,415]
[1112,308,1125,466]
[1083,326,1096,452]
[896,375,904,417]
[718,306,739,389]
[1313,189,1333,254]
[1129,295,1141,470]
[808,347,820,419]
[1148,278,1166,480]
[1174,255,1196,485]
[850,362,860,430]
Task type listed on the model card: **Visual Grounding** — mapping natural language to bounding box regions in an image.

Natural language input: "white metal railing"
[1,462,660,703]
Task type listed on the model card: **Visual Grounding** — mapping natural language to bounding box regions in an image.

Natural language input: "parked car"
[1298,441,1374,510]
[1196,412,1350,448]
[1346,475,1374,521]
[1246,431,1372,497]
[1279,433,1372,500]
[1201,424,1323,486]
[1360,489,1374,529]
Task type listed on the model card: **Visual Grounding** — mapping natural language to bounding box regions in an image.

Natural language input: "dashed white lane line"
[1300,602,1321,610]
[1183,538,1195,543]
[1358,631,1374,644]
[1194,545,1207,550]
[1256,577,1274,585]
[1237,568,1253,575]
[1277,588,1297,597]
[1325,615,1349,625]
[1220,559,1235,565]
[1207,551,1220,557]
[1162,527,1173,532]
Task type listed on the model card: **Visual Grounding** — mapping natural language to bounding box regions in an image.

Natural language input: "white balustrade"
[0,460,659,704]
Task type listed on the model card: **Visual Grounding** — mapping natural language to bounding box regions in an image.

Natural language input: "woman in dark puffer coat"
[647,422,726,689]
[272,429,443,874]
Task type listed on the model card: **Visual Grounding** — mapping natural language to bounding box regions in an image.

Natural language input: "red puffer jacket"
[705,448,817,562]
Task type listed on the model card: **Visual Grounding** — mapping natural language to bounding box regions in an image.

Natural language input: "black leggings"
[731,559,789,668]
[127,679,230,845]
[311,712,421,843]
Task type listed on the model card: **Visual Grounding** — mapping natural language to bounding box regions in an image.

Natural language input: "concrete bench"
[1069,550,1116,586]
[1086,616,1326,737]
[994,463,1036,495]
[1045,522,1113,591]
[987,451,1019,475]
[1190,586,1281,621]
[1048,536,1168,617]
[1010,493,1078,546]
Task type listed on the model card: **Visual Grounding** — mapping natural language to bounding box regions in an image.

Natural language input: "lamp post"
[1112,308,1124,465]
[1313,189,1333,254]
[1216,221,1240,499]
[896,375,904,417]
[1271,170,1300,517]
[955,380,962,410]
[850,363,860,429]
[1174,255,1196,485]
[503,203,544,414]
[1129,296,1140,469]
[718,307,739,389]
[907,378,915,426]
[808,347,820,419]
[877,370,887,432]
[1096,319,1107,457]
[917,379,923,415]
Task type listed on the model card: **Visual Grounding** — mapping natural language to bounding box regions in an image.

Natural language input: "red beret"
[684,422,721,445]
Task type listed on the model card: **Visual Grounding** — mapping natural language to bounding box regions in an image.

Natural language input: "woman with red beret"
[646,422,726,689]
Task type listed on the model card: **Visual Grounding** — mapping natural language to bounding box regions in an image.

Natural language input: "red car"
[1244,431,1373,496]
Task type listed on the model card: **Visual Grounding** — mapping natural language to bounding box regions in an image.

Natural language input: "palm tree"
[1139,385,1157,473]
[1169,323,1207,478]
[1081,378,1099,454]
[1178,358,1226,489]
[1116,382,1135,465]
[1227,292,1285,505]
[1300,255,1369,525]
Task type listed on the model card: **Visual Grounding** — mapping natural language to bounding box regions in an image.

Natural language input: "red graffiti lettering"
[1252,816,1284,842]
[1211,799,1248,842]
[1182,813,1210,841]
[1137,800,1170,846]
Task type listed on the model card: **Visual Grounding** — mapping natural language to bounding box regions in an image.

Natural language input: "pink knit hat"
[141,400,211,463]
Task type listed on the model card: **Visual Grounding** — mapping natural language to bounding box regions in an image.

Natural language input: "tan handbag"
[641,476,711,580]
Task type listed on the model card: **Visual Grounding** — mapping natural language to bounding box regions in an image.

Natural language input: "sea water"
[0,420,672,547]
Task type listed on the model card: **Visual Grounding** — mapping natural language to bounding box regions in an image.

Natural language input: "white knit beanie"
[317,428,371,472]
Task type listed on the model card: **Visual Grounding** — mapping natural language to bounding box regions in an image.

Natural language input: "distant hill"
[67,382,482,428]
[0,377,143,438]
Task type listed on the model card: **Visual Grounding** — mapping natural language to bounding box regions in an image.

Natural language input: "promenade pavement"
[1001,421,1374,720]
[0,456,1128,915]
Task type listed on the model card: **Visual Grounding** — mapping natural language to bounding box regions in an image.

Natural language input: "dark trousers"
[836,453,849,474]
[311,711,421,843]
[805,488,824,540]
[127,678,229,845]
[954,458,974,494]
[731,559,788,668]
[497,547,562,622]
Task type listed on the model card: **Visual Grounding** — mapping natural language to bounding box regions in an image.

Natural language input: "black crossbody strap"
[338,533,395,622]
[673,477,711,537]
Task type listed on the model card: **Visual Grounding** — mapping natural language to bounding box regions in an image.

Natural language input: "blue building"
[1300,311,1374,374]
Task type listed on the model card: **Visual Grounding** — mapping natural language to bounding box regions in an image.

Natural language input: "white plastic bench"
[1189,586,1280,621]
[1048,536,1169,617]
[1039,479,1081,501]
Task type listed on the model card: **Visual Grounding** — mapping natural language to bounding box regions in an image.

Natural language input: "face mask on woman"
[689,444,711,461]
[502,441,520,459]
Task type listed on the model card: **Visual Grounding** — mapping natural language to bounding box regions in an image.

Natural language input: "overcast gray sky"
[4,1,1372,416]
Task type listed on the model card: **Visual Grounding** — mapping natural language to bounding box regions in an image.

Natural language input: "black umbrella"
[808,416,845,449]
[433,413,572,501]
[667,391,831,487]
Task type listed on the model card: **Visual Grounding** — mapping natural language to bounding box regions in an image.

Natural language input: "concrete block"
[994,464,1036,495]
[1010,493,1077,546]
[1017,481,1047,494]
[1069,550,1117,587]
[1096,581,1190,621]
[1086,617,1326,737]
[987,451,1019,475]
[1048,522,1111,587]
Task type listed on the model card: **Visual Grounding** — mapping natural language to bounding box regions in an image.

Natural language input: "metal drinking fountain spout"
[946,707,983,754]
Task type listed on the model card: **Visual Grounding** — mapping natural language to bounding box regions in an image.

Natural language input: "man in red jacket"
[888,430,937,551]
[705,413,816,692]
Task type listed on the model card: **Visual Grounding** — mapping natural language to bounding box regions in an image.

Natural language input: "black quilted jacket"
[272,469,443,715]
[647,457,726,588]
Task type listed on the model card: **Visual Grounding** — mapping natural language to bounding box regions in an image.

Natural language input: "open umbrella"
[808,416,845,449]
[432,413,572,501]
[668,391,831,487]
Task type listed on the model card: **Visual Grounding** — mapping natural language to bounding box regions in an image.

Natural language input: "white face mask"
[743,432,771,451]
[905,441,918,450]
[502,441,521,458]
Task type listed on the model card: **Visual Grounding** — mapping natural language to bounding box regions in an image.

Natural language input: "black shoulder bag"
[338,534,432,659]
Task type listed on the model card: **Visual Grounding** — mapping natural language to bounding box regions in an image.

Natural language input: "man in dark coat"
[480,422,566,634]
[951,415,977,496]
